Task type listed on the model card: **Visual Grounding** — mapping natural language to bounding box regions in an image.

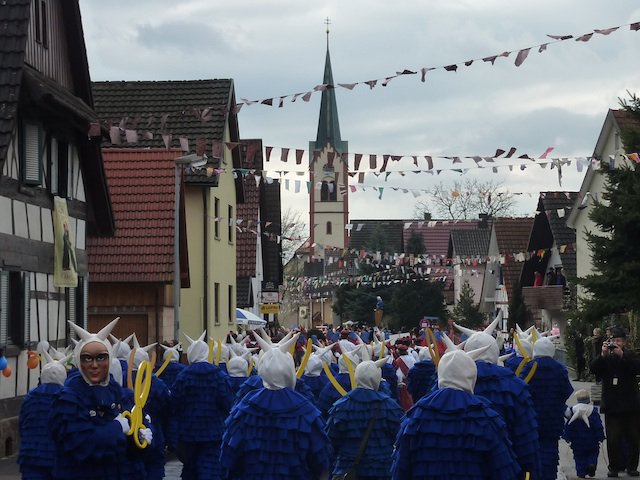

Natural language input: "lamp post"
[173,154,207,343]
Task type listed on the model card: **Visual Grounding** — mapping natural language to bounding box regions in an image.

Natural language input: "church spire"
[312,18,346,154]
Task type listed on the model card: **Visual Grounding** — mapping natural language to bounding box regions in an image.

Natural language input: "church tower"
[309,24,349,251]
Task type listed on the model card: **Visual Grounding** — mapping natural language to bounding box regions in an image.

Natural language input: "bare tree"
[414,179,515,220]
[281,207,308,263]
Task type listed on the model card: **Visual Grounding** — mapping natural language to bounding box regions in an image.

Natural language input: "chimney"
[478,213,490,229]
[423,212,432,221]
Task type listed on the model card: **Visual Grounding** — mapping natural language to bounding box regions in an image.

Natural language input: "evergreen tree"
[405,231,426,255]
[389,280,447,331]
[453,279,486,329]
[508,280,530,330]
[578,92,640,339]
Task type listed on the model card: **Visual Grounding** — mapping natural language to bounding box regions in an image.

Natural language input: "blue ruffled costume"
[302,373,330,401]
[156,361,185,390]
[221,387,332,479]
[168,361,232,480]
[18,383,63,479]
[504,354,525,373]
[391,388,521,480]
[326,387,403,479]
[562,407,605,478]
[131,370,171,480]
[227,375,249,398]
[317,372,353,417]
[520,357,573,480]
[48,374,145,480]
[381,363,398,400]
[234,374,315,405]
[474,361,541,480]
[407,360,437,403]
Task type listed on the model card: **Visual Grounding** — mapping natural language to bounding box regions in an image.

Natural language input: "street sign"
[260,291,279,303]
[260,303,280,314]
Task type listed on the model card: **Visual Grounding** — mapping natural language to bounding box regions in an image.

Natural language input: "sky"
[79,1,640,227]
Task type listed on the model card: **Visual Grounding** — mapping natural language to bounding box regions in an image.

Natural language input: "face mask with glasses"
[80,353,109,364]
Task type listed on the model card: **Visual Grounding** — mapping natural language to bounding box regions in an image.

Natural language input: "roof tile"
[86,149,181,282]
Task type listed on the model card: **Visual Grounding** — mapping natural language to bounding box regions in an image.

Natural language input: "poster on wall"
[53,196,78,288]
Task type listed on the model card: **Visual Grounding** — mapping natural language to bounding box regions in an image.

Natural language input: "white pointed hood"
[68,317,119,386]
[110,357,124,387]
[227,355,249,378]
[252,332,300,390]
[110,333,134,361]
[40,349,71,385]
[160,343,181,363]
[355,357,389,390]
[437,344,491,393]
[338,349,361,374]
[568,402,594,427]
[185,331,208,364]
[304,354,323,377]
[533,337,556,358]
[457,313,501,364]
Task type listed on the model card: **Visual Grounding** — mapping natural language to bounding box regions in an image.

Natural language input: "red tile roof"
[87,149,182,282]
[405,220,479,257]
[236,140,262,278]
[493,217,534,299]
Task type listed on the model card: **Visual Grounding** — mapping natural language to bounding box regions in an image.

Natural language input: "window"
[326,221,332,235]
[320,180,337,202]
[34,1,48,48]
[20,121,42,186]
[228,205,233,243]
[320,181,329,201]
[214,282,220,325]
[214,197,220,238]
[228,285,233,324]
[49,137,70,197]
[0,271,29,348]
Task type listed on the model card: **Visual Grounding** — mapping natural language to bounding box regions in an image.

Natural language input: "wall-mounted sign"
[260,303,280,315]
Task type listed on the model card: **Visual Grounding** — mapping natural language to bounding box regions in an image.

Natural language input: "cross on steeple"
[324,17,331,47]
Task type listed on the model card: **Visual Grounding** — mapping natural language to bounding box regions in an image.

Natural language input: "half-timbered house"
[0,0,113,455]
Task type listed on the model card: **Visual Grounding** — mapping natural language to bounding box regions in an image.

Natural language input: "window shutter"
[23,273,31,345]
[22,123,42,185]
[0,272,8,346]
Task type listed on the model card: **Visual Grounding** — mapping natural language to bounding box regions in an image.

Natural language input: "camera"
[604,340,616,351]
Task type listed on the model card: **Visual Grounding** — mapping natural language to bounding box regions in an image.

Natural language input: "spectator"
[574,332,586,381]
[590,326,640,478]
[533,271,543,287]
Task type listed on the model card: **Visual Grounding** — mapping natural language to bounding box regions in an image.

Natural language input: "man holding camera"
[590,327,640,478]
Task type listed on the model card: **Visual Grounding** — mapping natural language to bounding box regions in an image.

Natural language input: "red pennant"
[212,142,223,159]
[180,136,189,152]
[109,126,121,145]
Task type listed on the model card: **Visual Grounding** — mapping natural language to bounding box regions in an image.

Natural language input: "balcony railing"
[522,285,573,312]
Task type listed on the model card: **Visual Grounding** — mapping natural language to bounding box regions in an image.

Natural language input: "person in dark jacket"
[590,326,640,478]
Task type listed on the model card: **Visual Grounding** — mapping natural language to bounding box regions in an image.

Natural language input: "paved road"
[0,380,612,480]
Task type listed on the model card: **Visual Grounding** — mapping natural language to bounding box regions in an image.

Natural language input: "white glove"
[114,414,130,434]
[138,427,153,444]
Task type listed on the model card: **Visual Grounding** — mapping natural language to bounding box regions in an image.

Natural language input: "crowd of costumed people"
[15,312,588,480]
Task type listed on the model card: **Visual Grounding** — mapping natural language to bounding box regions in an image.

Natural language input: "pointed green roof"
[311,46,348,154]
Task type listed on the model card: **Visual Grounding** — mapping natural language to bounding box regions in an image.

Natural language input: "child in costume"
[49,318,151,480]
[326,357,403,479]
[562,389,605,479]
[18,348,71,480]
[168,331,232,480]
[221,332,332,479]
[520,336,574,480]
[391,345,520,479]
[454,314,541,480]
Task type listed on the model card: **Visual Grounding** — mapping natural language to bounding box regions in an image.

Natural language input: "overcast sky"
[80,1,640,226]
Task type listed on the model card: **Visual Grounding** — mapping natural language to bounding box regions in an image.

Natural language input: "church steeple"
[312,20,347,154]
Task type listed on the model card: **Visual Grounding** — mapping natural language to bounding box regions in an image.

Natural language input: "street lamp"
[174,154,207,343]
